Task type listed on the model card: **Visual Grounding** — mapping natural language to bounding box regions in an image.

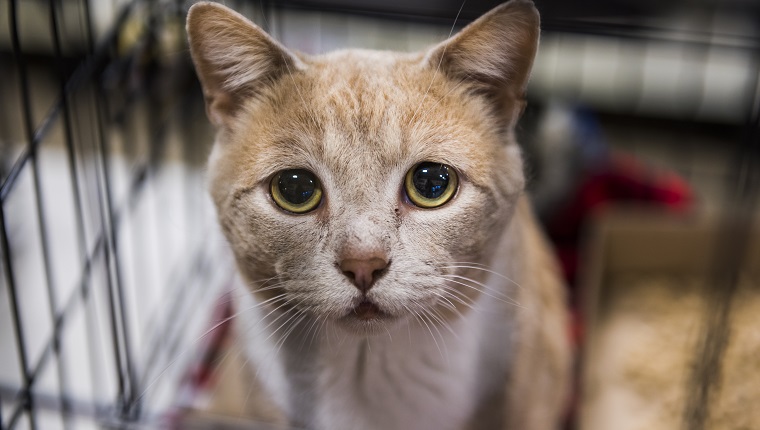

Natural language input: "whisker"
[413,73,474,123]
[419,309,449,363]
[298,311,324,352]
[437,276,523,308]
[425,307,459,340]
[409,0,467,126]
[439,263,525,291]
[410,305,445,361]
[382,325,394,342]
[136,294,288,401]
[250,280,292,294]
[256,299,303,342]
[237,348,257,419]
[256,1,321,129]
[433,292,470,318]
[273,311,310,358]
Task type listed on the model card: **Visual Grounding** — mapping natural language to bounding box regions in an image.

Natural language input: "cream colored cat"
[186,1,570,428]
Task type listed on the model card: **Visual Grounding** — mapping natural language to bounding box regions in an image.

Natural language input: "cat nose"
[339,257,389,293]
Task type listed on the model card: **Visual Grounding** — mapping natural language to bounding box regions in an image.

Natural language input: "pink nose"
[339,257,389,293]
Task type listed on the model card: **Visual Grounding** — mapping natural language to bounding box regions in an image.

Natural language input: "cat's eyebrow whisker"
[283,59,319,127]
[255,1,320,129]
[409,0,467,127]
[414,73,473,124]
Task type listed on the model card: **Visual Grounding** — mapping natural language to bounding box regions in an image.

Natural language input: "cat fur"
[186,1,571,428]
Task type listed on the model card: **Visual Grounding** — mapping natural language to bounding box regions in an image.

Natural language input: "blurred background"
[0,0,757,429]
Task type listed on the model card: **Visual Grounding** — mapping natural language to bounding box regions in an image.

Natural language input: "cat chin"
[335,318,397,337]
[336,317,398,337]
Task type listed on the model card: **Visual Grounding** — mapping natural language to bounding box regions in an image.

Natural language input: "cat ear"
[425,0,539,126]
[186,2,303,128]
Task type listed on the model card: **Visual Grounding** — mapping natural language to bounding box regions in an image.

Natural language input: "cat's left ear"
[425,0,539,127]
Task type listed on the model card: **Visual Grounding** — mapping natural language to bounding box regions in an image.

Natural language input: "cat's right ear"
[425,0,539,128]
[186,2,302,128]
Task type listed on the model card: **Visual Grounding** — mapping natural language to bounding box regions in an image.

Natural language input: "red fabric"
[546,153,693,290]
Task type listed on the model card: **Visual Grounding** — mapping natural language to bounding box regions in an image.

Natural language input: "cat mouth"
[335,298,397,334]
[342,299,392,323]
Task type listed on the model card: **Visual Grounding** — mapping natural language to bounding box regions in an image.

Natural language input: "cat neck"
[234,258,518,430]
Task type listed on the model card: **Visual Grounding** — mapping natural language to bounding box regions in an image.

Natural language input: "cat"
[185,0,571,428]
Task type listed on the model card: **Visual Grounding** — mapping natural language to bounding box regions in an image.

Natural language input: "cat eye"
[404,162,458,208]
[270,169,323,214]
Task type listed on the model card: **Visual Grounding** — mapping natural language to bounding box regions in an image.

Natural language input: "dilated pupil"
[413,163,450,199]
[278,170,316,204]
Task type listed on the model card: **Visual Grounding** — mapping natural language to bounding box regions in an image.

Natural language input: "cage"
[0,0,758,429]
[0,0,227,428]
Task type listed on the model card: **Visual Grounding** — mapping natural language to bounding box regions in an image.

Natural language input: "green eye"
[271,169,323,213]
[404,162,458,208]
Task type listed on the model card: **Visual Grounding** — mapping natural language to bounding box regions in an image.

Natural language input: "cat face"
[187,1,539,334]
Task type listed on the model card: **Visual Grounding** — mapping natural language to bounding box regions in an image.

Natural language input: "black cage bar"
[0,0,226,428]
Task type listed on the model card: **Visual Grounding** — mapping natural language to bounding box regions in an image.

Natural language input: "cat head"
[187,0,539,334]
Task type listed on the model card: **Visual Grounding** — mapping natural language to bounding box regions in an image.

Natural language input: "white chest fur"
[236,283,509,430]
[315,315,482,430]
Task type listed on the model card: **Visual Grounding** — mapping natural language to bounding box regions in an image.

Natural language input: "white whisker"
[439,263,525,291]
[136,294,287,401]
[437,276,523,308]
[408,0,467,126]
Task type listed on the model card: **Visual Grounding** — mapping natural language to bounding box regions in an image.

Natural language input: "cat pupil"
[413,163,450,199]
[279,170,316,204]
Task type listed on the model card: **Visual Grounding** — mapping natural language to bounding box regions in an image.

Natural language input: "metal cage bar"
[1,0,209,427]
